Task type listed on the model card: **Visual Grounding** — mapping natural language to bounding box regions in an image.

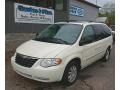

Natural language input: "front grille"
[15,53,38,68]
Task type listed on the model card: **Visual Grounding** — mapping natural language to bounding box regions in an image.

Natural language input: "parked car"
[11,22,113,86]
[109,25,115,43]
[110,25,115,31]
[111,30,115,43]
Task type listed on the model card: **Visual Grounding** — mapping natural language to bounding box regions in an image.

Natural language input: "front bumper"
[11,56,65,82]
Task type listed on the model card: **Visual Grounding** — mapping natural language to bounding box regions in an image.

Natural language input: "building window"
[56,0,63,10]
[35,0,47,7]
[7,0,36,5]
[7,0,67,11]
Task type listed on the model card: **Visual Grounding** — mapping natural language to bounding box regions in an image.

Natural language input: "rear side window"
[92,24,111,41]
[102,24,111,37]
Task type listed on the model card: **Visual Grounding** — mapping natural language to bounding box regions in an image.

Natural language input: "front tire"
[61,62,79,86]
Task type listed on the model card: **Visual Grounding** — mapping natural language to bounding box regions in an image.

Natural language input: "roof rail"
[74,21,95,23]
[74,21,88,23]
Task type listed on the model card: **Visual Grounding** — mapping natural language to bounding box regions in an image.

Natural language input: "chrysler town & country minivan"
[11,22,113,85]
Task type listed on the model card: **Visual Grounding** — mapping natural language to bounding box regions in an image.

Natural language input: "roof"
[77,0,101,8]
[95,17,107,23]
[55,22,83,25]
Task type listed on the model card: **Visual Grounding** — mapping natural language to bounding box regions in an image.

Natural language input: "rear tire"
[103,48,111,61]
[61,61,79,86]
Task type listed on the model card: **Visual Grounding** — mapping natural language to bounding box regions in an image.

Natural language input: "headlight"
[40,58,62,68]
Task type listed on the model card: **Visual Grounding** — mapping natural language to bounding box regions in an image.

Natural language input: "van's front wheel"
[61,62,79,86]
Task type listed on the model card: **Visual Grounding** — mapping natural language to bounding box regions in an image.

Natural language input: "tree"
[99,2,115,25]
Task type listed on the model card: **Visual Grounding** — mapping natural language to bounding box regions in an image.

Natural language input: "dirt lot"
[5,33,115,90]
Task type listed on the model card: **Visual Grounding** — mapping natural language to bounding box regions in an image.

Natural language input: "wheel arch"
[108,45,112,51]
[61,57,81,83]
[65,57,81,71]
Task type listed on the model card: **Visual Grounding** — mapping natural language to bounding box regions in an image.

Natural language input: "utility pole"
[96,0,97,5]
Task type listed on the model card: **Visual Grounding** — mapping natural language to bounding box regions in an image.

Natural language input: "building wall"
[69,0,99,21]
[5,1,68,33]
[6,0,99,33]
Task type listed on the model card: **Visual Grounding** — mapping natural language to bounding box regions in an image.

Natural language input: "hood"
[16,40,70,58]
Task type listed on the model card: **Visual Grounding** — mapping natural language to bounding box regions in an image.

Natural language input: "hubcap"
[68,66,77,82]
[106,50,110,60]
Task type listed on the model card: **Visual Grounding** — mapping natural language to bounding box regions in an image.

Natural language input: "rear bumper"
[11,56,65,82]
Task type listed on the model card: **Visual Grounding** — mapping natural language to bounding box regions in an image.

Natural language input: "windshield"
[34,24,83,45]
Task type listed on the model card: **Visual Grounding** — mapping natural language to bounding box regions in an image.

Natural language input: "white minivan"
[11,22,113,85]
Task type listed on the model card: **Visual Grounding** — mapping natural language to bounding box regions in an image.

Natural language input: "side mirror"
[36,33,39,37]
[79,40,86,46]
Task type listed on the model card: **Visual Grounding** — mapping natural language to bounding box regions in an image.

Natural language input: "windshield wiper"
[34,37,70,45]
[50,38,70,44]
[33,37,50,42]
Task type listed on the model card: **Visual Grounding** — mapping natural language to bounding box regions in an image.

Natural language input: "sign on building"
[69,5,84,17]
[14,3,54,24]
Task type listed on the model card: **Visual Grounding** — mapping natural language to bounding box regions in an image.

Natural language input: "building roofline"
[77,0,101,8]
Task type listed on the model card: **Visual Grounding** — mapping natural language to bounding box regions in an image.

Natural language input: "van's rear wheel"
[103,48,111,61]
[61,62,79,86]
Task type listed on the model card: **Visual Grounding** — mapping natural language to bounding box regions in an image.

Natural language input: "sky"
[86,0,115,7]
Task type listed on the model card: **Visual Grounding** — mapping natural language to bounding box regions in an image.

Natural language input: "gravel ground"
[5,33,115,90]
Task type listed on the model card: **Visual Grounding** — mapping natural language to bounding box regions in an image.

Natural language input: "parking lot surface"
[5,34,115,90]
